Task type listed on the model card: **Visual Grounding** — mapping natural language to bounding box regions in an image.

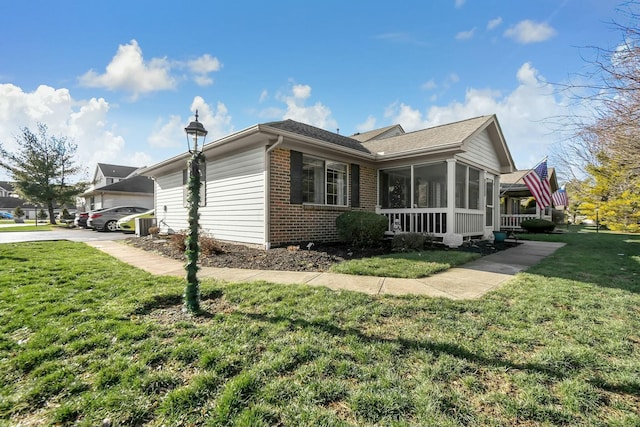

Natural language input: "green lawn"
[330,250,480,278]
[0,224,52,232]
[1,232,639,426]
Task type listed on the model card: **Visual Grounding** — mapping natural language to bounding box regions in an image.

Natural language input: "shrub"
[170,233,186,252]
[200,235,224,256]
[336,211,387,248]
[521,218,556,233]
[392,232,427,252]
[169,232,224,256]
[13,206,24,218]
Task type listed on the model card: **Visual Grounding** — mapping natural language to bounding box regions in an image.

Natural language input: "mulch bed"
[124,235,518,273]
[124,236,387,272]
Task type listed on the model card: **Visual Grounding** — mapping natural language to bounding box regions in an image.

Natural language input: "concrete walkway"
[86,240,565,299]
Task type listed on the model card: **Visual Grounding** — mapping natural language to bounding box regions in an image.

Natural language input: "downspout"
[264,135,284,250]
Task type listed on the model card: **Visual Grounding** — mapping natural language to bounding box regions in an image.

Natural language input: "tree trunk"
[47,203,57,225]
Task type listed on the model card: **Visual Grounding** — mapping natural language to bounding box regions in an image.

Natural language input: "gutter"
[264,135,284,250]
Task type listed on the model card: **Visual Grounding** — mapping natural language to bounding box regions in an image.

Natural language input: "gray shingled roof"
[262,119,370,153]
[361,115,493,155]
[501,167,556,185]
[0,181,15,192]
[91,175,153,193]
[350,124,404,142]
[98,163,139,178]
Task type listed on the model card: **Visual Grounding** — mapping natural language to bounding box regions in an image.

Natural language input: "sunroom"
[355,115,516,240]
[376,160,498,239]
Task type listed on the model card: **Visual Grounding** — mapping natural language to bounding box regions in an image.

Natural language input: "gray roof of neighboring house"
[350,124,404,142]
[360,115,494,155]
[90,175,153,194]
[263,119,371,153]
[501,167,556,185]
[0,181,15,192]
[500,167,558,195]
[97,163,139,178]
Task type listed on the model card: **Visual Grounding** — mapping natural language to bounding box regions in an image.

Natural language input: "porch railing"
[500,214,538,230]
[377,208,447,236]
[455,210,484,236]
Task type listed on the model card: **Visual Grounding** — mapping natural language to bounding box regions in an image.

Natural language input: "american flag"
[552,187,568,207]
[522,160,552,208]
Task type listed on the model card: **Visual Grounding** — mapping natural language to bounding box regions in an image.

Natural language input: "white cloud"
[454,0,465,8]
[487,17,503,30]
[455,27,476,40]
[383,62,569,168]
[187,54,221,87]
[274,84,338,130]
[259,89,269,103]
[187,54,221,74]
[148,115,184,148]
[355,115,377,133]
[421,79,437,90]
[79,40,175,100]
[190,96,234,141]
[147,96,234,150]
[0,83,130,180]
[504,20,556,44]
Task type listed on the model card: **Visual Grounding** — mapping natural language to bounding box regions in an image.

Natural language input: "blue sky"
[0,0,627,181]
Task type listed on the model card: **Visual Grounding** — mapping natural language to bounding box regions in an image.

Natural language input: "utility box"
[135,217,157,237]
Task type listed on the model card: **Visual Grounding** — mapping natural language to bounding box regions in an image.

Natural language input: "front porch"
[375,159,499,239]
[376,208,487,238]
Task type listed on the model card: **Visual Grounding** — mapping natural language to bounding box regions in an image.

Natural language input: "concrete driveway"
[0,226,131,243]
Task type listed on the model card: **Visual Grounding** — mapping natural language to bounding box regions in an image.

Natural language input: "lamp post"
[184,110,208,313]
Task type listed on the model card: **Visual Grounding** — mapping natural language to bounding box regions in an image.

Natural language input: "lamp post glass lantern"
[184,110,208,312]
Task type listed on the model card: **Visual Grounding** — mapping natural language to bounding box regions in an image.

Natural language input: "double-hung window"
[302,155,347,206]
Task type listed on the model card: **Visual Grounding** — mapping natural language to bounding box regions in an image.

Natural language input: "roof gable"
[92,175,153,193]
[361,116,493,155]
[97,163,139,179]
[351,124,405,142]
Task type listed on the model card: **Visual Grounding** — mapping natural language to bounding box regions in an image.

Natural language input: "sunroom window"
[302,155,347,206]
[379,162,447,209]
[455,163,480,209]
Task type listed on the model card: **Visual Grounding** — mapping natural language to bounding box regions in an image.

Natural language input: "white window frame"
[302,155,348,206]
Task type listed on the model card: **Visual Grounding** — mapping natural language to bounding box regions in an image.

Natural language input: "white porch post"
[446,159,456,234]
[494,174,501,230]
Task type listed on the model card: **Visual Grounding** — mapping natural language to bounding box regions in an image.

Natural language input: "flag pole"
[499,156,548,197]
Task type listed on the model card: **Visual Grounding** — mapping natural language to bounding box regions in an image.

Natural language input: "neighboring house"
[0,181,17,198]
[79,164,154,211]
[141,114,515,248]
[499,168,559,230]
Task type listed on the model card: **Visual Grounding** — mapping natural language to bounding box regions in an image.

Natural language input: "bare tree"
[551,1,640,178]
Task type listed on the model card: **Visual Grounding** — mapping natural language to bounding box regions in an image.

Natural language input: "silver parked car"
[87,206,149,232]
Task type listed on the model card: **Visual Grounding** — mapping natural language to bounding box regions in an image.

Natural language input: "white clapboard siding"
[154,170,189,234]
[100,194,154,210]
[199,147,266,245]
[458,129,501,172]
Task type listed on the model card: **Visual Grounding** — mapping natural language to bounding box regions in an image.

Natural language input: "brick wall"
[269,148,377,246]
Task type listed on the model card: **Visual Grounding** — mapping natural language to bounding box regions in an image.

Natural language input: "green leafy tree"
[582,152,640,231]
[0,124,86,224]
[13,206,24,219]
[37,209,48,221]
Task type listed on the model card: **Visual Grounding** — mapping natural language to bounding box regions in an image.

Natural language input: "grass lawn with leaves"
[330,250,480,278]
[1,230,639,426]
